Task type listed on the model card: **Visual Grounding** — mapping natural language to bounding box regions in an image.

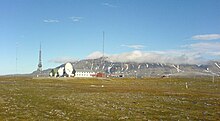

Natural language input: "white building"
[75,69,96,78]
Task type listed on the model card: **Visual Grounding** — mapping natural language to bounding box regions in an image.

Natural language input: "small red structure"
[96,72,106,77]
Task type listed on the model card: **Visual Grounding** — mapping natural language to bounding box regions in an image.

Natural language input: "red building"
[96,72,106,77]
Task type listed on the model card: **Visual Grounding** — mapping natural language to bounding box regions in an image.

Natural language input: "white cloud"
[70,16,83,22]
[191,34,220,40]
[182,42,220,60]
[211,52,220,57]
[87,50,203,64]
[49,57,78,64]
[109,50,202,64]
[87,51,108,59]
[43,19,59,23]
[121,44,145,50]
[184,42,220,51]
[102,2,118,8]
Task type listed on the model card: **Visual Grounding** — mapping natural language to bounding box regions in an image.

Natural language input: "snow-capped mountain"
[33,57,220,77]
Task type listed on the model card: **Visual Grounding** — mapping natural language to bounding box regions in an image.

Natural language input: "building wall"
[96,72,106,77]
[75,71,95,78]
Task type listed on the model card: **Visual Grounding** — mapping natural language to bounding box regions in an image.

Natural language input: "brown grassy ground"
[0,76,219,120]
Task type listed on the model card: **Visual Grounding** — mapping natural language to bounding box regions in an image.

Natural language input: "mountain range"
[32,57,220,77]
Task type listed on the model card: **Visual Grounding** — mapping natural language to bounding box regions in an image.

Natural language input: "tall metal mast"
[101,31,105,73]
[37,42,42,72]
[102,31,105,60]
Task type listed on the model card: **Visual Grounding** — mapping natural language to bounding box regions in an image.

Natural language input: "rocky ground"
[0,77,219,120]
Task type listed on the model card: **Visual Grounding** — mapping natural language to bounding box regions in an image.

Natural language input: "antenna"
[101,31,105,72]
[102,31,105,61]
[37,42,42,72]
[40,42,41,63]
[65,62,73,77]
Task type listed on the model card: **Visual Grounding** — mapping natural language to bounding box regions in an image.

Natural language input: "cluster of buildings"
[49,62,106,78]
[36,44,106,78]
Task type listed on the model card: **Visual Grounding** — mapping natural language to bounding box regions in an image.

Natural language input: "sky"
[0,0,220,75]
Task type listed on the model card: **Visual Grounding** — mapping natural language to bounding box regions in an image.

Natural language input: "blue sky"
[0,0,220,75]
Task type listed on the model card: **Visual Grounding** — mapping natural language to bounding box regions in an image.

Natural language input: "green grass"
[0,77,219,120]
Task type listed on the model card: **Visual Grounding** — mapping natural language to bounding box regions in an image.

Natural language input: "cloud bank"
[87,50,203,64]
[50,33,220,64]
[87,51,107,59]
[191,34,220,40]
[186,42,220,51]
[49,57,78,64]
[121,44,145,50]
[183,42,220,58]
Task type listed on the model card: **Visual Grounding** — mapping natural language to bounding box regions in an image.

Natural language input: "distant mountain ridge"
[31,57,220,77]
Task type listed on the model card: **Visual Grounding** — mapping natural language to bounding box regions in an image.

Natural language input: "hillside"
[32,58,220,77]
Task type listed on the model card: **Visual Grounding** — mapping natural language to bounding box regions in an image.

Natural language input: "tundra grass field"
[0,76,219,120]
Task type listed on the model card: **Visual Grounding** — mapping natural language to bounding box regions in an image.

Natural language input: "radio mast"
[102,31,105,60]
[37,42,42,72]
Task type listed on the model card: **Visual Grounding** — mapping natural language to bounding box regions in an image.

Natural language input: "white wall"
[75,71,95,78]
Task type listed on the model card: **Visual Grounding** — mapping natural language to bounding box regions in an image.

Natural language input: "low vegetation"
[0,76,219,120]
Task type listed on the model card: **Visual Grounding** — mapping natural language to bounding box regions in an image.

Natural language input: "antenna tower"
[37,42,42,72]
[102,31,105,61]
